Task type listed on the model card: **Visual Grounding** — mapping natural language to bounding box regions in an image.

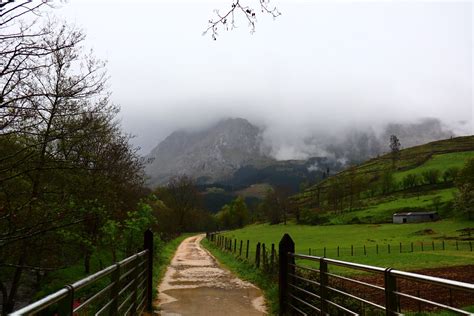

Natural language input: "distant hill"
[145,117,456,189]
[294,135,474,224]
[144,118,274,187]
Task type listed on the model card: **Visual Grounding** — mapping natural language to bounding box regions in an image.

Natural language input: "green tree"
[421,169,441,185]
[402,174,419,190]
[455,159,474,220]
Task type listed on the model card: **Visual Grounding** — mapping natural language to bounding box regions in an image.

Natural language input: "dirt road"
[156,235,267,316]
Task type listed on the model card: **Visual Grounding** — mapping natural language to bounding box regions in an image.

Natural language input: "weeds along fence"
[206,232,279,277]
[9,230,154,316]
[206,232,474,315]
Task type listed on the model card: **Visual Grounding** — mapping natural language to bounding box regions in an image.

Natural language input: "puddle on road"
[159,287,265,316]
[157,235,267,315]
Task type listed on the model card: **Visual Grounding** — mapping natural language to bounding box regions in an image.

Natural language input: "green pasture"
[394,151,474,182]
[221,220,473,271]
[329,188,458,224]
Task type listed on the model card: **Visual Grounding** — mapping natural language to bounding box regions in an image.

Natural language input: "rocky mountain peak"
[145,118,273,187]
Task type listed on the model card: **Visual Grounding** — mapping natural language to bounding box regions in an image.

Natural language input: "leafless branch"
[203,0,281,40]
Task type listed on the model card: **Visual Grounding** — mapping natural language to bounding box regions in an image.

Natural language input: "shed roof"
[393,211,438,216]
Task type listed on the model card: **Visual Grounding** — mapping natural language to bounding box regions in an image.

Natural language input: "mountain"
[144,118,273,187]
[145,117,457,188]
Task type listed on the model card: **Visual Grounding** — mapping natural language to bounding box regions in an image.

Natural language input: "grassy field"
[294,138,474,226]
[394,151,474,182]
[329,187,458,224]
[221,220,473,271]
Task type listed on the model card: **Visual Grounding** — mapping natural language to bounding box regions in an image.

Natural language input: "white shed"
[393,211,439,224]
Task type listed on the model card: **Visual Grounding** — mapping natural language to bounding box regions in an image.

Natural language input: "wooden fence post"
[234,239,237,253]
[320,258,329,314]
[256,242,261,268]
[337,246,340,257]
[271,243,275,273]
[262,243,267,270]
[279,234,295,316]
[351,245,354,256]
[239,240,243,257]
[144,229,154,312]
[384,268,398,316]
[57,285,74,316]
[246,240,250,260]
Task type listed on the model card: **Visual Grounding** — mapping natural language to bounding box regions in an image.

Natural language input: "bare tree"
[203,0,281,40]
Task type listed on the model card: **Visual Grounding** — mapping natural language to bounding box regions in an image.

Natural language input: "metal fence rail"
[9,229,154,316]
[279,233,474,316]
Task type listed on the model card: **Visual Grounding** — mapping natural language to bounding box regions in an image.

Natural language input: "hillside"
[294,135,474,223]
[144,118,274,186]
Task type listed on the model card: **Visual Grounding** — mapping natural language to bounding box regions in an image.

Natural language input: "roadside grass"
[221,220,474,271]
[153,234,192,299]
[201,238,279,315]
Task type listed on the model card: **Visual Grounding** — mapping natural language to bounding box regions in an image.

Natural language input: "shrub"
[402,174,419,189]
[299,208,329,225]
[421,169,441,185]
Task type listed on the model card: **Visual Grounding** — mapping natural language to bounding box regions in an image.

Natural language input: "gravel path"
[156,235,267,315]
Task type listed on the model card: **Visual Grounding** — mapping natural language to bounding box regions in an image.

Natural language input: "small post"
[239,240,243,257]
[337,246,340,257]
[384,268,397,316]
[411,242,414,252]
[442,240,445,250]
[324,247,326,257]
[351,245,354,256]
[255,242,261,268]
[144,229,154,312]
[320,258,329,314]
[246,240,250,260]
[234,239,237,253]
[271,243,275,272]
[456,241,459,250]
[399,242,402,253]
[57,285,74,316]
[262,243,267,269]
[470,241,472,251]
[279,234,295,316]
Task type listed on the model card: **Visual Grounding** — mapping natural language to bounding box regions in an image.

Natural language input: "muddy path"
[156,234,267,316]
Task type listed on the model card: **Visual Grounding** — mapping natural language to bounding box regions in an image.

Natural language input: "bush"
[402,174,419,190]
[421,169,441,185]
[299,208,329,225]
[443,167,460,183]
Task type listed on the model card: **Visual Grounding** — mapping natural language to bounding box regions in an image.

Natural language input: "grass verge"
[152,234,192,299]
[201,238,279,315]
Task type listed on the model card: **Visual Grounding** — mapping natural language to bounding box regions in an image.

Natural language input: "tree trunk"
[84,251,91,274]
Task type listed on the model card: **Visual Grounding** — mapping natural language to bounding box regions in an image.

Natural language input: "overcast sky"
[47,0,473,156]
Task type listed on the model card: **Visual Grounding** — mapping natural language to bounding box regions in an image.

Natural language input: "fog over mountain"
[49,1,472,162]
[145,117,456,186]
